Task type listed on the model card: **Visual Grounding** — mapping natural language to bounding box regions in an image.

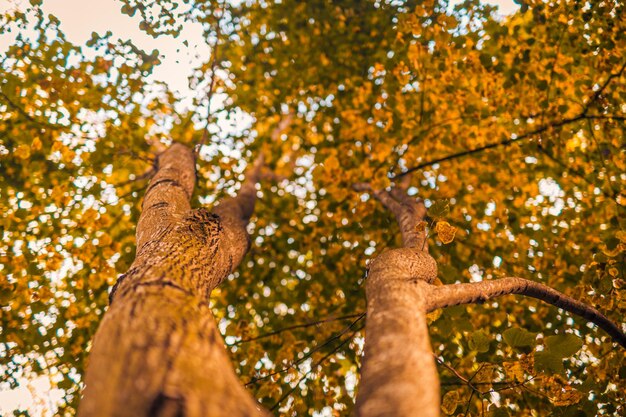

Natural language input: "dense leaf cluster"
[1,0,625,416]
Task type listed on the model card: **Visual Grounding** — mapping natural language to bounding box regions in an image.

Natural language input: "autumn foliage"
[1,0,625,416]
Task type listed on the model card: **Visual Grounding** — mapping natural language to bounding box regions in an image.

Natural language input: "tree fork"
[78,143,268,417]
[354,184,626,417]
[355,184,441,417]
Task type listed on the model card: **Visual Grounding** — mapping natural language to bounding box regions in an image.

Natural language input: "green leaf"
[468,330,491,353]
[534,351,564,374]
[503,327,536,348]
[544,334,583,358]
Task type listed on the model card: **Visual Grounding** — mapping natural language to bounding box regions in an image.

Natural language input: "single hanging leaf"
[415,220,428,232]
[534,351,564,374]
[435,221,457,244]
[441,390,459,415]
[468,329,491,352]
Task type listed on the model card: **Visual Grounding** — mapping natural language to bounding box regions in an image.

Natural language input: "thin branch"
[440,379,521,387]
[269,324,364,412]
[245,313,365,386]
[395,62,626,178]
[464,389,476,416]
[195,2,224,156]
[590,62,626,104]
[394,113,586,178]
[227,313,364,346]
[435,356,480,395]
[488,376,538,394]
[427,277,626,348]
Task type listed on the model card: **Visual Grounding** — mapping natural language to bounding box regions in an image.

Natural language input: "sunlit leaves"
[1,4,176,413]
[3,0,626,415]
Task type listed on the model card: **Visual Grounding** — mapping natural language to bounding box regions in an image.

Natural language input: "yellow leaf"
[415,220,428,232]
[503,361,525,382]
[549,385,582,407]
[441,390,459,415]
[32,137,42,151]
[14,144,31,159]
[324,155,340,173]
[435,221,457,244]
[426,308,442,324]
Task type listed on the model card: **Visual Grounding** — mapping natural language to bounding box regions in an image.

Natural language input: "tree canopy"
[1,0,625,416]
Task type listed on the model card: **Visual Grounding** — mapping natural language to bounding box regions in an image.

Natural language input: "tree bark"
[355,188,441,417]
[78,143,267,417]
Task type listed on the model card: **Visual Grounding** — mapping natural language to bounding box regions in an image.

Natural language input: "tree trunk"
[78,144,266,417]
[355,248,440,417]
[354,187,441,417]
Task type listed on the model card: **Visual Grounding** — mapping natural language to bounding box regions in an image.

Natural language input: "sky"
[0,0,519,102]
[0,0,520,414]
[0,0,212,104]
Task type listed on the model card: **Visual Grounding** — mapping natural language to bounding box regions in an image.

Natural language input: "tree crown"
[1,0,625,415]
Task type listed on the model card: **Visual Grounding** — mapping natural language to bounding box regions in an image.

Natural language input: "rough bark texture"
[355,188,441,417]
[78,143,267,417]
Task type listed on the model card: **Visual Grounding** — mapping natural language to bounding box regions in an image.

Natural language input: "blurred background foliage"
[1,0,625,415]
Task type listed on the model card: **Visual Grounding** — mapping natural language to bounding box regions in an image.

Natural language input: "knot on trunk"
[368,248,437,285]
[180,208,223,244]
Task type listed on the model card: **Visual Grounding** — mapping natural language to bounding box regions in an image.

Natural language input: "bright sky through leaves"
[2,0,625,415]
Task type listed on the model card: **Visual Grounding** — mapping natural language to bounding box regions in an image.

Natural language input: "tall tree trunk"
[78,144,267,417]
[354,187,441,417]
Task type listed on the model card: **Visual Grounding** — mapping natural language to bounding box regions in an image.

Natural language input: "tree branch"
[214,153,263,227]
[136,143,196,250]
[228,313,363,346]
[590,62,626,104]
[213,112,292,226]
[427,277,626,348]
[394,114,586,178]
[353,183,426,248]
[195,2,224,155]
[395,62,626,178]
